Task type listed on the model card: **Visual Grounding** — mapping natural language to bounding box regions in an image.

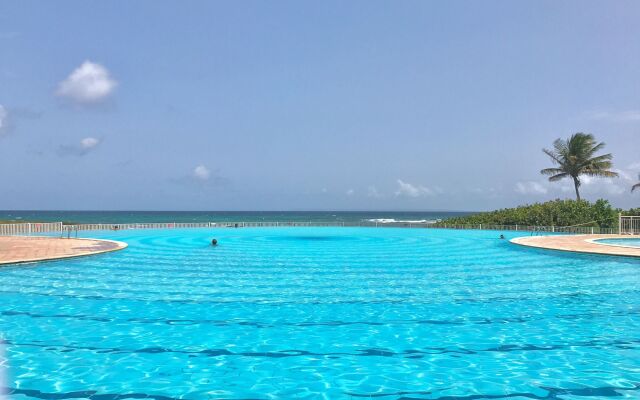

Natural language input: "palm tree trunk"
[573,177,581,201]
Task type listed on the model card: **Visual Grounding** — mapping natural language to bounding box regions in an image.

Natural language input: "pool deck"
[0,236,127,265]
[511,234,640,258]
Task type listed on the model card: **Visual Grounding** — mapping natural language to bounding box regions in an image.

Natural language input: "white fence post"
[618,213,622,235]
[619,215,640,235]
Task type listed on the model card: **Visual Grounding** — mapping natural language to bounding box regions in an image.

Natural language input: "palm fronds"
[540,133,618,200]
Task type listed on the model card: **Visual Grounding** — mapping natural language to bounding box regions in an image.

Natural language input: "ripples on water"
[0,227,639,399]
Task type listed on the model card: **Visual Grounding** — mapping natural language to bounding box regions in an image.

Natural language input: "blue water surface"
[596,238,640,248]
[0,227,639,399]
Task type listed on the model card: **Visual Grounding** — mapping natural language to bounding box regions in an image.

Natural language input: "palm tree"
[540,133,618,201]
[632,174,640,193]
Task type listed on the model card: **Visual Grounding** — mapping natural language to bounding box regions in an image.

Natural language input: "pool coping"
[0,236,128,266]
[510,234,640,258]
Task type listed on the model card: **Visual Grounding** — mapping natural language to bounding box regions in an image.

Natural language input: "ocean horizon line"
[0,210,476,225]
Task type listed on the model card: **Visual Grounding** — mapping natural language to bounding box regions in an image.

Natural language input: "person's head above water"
[211,239,218,246]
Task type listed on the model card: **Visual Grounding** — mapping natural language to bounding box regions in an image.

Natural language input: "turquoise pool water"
[596,238,640,248]
[0,227,639,399]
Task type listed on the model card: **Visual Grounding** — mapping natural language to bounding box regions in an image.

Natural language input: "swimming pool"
[595,238,640,249]
[0,227,639,399]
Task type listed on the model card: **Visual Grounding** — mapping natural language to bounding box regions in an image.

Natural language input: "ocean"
[0,210,472,224]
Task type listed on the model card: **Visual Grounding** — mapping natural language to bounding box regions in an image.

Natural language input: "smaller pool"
[595,238,640,248]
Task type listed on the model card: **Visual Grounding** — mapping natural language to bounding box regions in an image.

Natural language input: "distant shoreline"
[0,210,474,225]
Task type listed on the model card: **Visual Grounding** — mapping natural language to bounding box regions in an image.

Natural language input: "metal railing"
[619,215,640,235]
[0,220,622,236]
[0,222,63,236]
[69,222,220,231]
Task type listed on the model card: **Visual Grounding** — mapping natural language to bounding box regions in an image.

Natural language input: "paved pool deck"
[511,234,640,258]
[0,236,127,265]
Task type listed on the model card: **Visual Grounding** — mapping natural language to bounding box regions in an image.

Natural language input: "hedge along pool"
[0,227,639,399]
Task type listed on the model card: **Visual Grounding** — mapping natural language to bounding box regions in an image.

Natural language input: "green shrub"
[437,199,619,228]
[623,208,640,216]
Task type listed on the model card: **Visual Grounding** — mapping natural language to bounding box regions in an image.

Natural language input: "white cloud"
[58,136,102,156]
[559,184,573,193]
[193,164,211,180]
[0,105,7,132]
[80,137,100,149]
[515,181,548,195]
[584,110,640,123]
[579,176,626,196]
[627,161,640,171]
[578,171,627,194]
[611,168,633,182]
[346,189,355,196]
[580,175,594,185]
[604,184,626,195]
[589,169,632,195]
[57,61,117,103]
[367,186,382,198]
[395,179,438,197]
[174,165,228,187]
[531,169,635,198]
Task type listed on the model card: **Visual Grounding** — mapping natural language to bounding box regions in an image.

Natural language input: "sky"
[1,0,639,211]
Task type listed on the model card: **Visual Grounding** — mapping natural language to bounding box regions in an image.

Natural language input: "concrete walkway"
[511,234,640,258]
[0,236,127,265]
